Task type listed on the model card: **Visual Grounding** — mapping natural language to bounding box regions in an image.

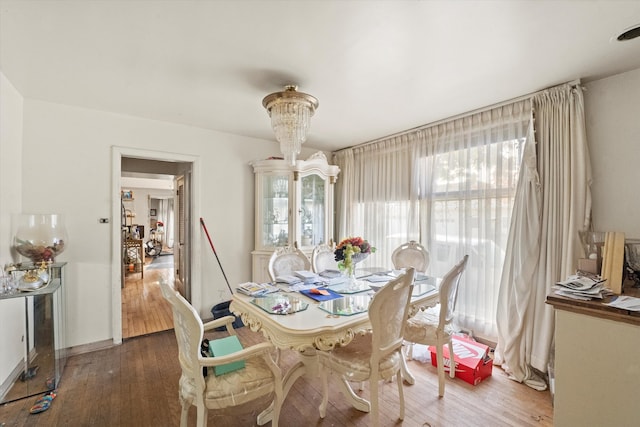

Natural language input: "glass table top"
[251,294,309,315]
[318,294,373,316]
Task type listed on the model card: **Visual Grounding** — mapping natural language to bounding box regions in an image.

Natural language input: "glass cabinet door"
[261,174,290,248]
[298,173,326,248]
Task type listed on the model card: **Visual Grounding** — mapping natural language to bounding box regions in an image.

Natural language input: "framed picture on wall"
[150,209,157,216]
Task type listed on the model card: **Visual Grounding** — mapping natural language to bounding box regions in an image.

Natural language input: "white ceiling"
[2,1,640,153]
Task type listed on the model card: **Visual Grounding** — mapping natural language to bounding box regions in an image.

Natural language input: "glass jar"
[13,214,68,263]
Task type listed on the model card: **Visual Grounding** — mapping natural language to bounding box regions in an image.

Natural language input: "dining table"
[229,271,440,424]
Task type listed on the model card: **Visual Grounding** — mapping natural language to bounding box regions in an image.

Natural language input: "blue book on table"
[299,288,344,302]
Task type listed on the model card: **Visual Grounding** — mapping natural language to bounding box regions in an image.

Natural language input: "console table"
[0,262,67,404]
[546,280,640,426]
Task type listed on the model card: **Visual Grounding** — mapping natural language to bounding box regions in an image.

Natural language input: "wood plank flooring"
[0,326,554,426]
[122,253,174,339]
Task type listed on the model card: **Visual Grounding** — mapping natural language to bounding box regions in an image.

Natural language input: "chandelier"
[262,85,318,165]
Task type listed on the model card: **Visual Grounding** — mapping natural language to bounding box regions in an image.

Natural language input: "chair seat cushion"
[404,305,454,344]
[181,357,275,410]
[320,333,401,381]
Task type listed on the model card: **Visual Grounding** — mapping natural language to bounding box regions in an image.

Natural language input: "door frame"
[111,146,201,345]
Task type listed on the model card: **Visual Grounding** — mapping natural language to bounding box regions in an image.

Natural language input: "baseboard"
[0,359,25,402]
[66,339,116,357]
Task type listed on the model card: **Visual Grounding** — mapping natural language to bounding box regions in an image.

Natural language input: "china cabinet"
[0,262,67,404]
[250,152,340,283]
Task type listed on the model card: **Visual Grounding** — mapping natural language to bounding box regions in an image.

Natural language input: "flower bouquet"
[334,236,376,277]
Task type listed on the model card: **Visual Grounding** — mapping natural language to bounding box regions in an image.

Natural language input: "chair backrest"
[159,280,206,389]
[437,255,469,332]
[392,241,430,272]
[267,245,311,282]
[368,268,415,363]
[311,243,338,273]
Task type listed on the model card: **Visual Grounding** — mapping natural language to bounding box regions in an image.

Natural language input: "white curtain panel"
[495,84,592,390]
[333,100,531,340]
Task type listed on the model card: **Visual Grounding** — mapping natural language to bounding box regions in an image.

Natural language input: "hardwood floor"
[122,253,175,339]
[0,326,554,426]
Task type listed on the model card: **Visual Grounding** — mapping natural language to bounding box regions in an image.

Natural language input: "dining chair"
[317,268,415,427]
[267,245,311,282]
[311,243,338,273]
[160,280,283,427]
[392,240,430,272]
[403,254,468,397]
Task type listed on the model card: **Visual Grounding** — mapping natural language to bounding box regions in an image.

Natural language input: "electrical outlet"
[99,218,109,224]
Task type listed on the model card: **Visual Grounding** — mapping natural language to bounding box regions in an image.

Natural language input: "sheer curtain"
[334,100,531,340]
[495,84,592,389]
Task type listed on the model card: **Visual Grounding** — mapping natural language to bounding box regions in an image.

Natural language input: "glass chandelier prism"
[262,85,318,165]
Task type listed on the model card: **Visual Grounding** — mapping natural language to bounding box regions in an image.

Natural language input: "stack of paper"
[295,270,322,284]
[236,282,279,296]
[553,275,608,300]
[275,275,303,285]
[604,295,640,311]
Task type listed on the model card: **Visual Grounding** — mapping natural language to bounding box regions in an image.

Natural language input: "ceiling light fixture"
[262,85,319,165]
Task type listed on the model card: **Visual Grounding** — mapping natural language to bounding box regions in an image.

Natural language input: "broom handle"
[200,217,234,295]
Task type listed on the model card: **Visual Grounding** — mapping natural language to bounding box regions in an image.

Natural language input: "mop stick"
[200,217,234,295]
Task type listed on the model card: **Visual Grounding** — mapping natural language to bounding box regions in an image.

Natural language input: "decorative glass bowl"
[13,214,67,263]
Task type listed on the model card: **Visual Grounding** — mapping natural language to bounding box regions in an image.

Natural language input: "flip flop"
[29,391,56,414]
[45,377,55,389]
[19,366,39,381]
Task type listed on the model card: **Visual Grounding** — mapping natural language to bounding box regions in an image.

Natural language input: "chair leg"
[447,340,456,378]
[319,366,329,418]
[436,344,446,397]
[196,402,208,427]
[337,377,370,412]
[406,342,414,360]
[396,370,405,421]
[272,387,281,426]
[370,378,379,427]
[179,400,190,427]
[399,351,416,385]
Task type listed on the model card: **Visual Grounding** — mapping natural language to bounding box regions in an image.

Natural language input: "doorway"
[111,147,201,345]
[121,179,177,339]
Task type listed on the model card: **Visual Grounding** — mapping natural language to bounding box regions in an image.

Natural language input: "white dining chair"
[160,280,283,427]
[311,243,339,273]
[267,245,311,282]
[404,255,468,397]
[392,240,430,272]
[317,268,415,427]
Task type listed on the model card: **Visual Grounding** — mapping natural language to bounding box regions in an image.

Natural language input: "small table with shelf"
[0,262,67,404]
[123,239,144,277]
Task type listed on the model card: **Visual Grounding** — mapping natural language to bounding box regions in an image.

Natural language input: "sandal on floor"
[19,366,39,382]
[45,377,55,389]
[29,391,57,414]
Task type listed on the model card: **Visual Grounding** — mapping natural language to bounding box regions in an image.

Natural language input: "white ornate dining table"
[229,275,440,425]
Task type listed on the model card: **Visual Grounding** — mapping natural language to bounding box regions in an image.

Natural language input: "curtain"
[494,84,592,389]
[333,100,531,340]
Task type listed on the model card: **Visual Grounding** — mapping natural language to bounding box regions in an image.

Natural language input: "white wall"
[585,68,640,239]
[19,97,321,348]
[0,72,23,262]
[0,71,27,394]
